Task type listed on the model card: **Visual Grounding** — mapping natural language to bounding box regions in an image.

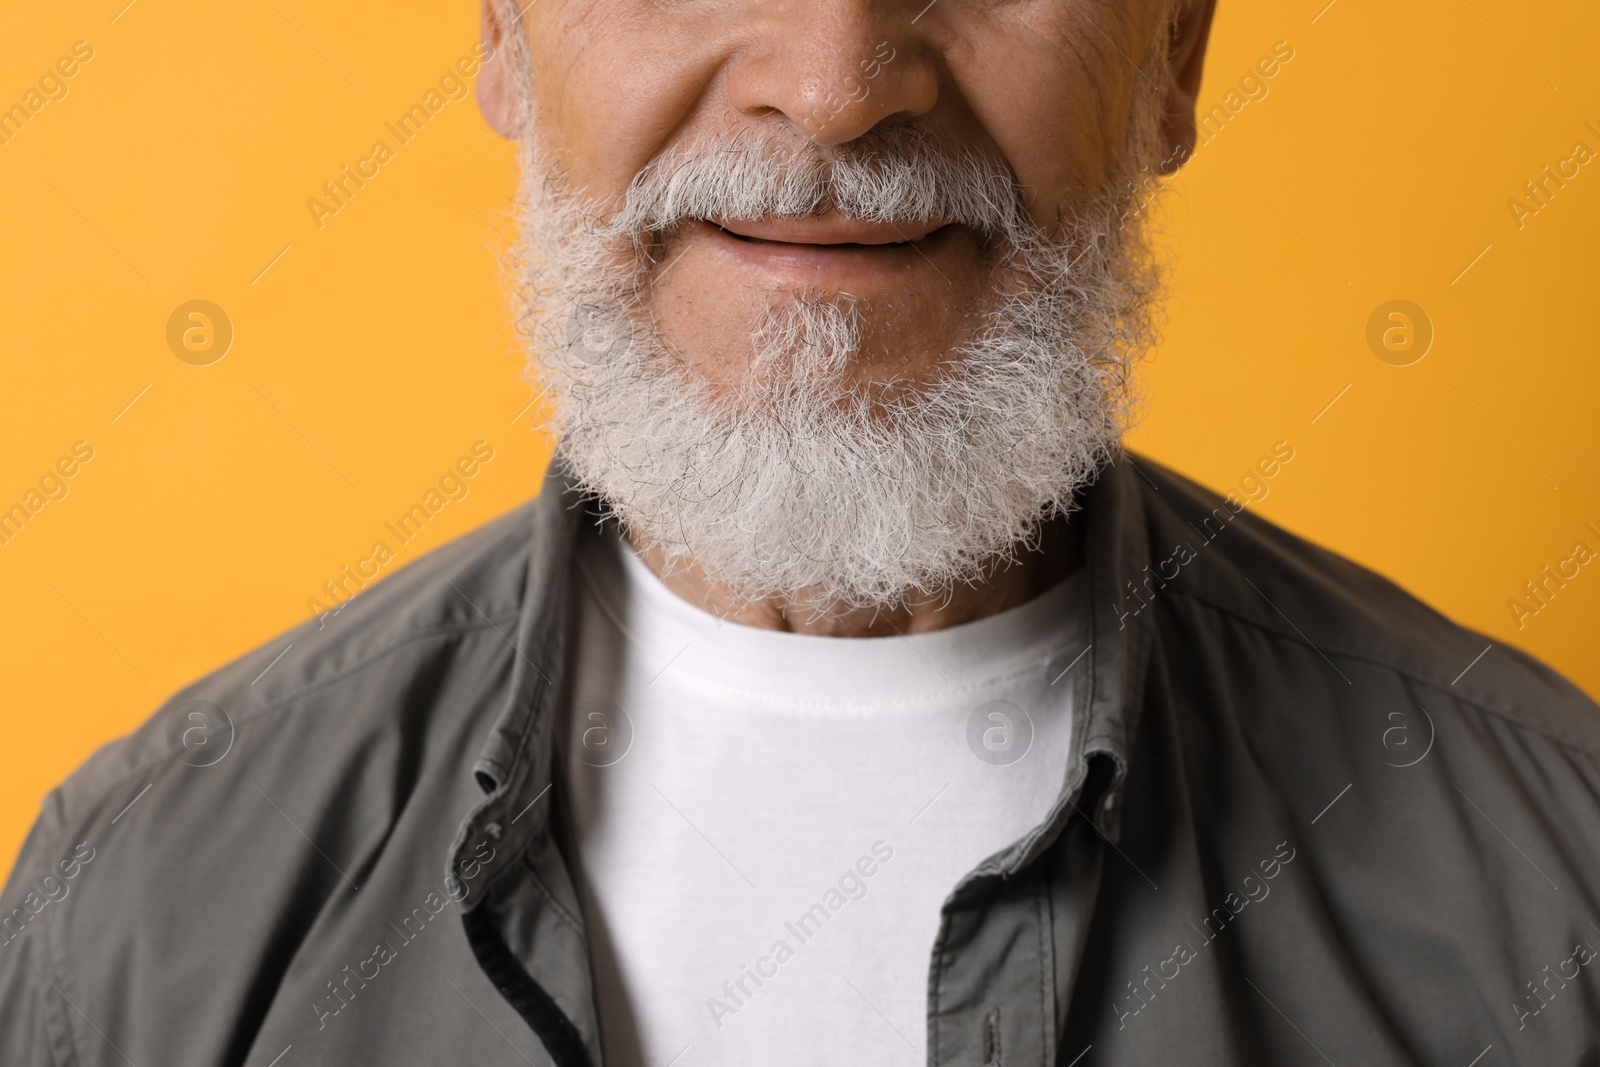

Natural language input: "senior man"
[5,0,1600,1064]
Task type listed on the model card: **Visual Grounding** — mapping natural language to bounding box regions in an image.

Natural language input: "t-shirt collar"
[451,450,1152,909]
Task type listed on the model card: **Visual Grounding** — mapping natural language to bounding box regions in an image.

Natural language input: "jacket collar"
[1077,452,1156,839]
[953,452,1155,886]
[450,455,585,911]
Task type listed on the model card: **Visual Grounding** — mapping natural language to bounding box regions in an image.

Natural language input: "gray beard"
[515,127,1165,615]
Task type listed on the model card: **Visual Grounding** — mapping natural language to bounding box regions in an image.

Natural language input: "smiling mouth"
[707,214,952,247]
[712,225,946,250]
[677,216,968,287]
[714,224,928,249]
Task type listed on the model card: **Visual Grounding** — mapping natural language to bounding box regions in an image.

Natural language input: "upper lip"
[710,215,948,246]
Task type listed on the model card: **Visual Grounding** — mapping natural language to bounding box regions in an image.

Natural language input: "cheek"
[951,17,1134,231]
[525,13,723,203]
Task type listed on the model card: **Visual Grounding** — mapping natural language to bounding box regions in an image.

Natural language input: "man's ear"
[1159,0,1219,173]
[476,0,518,138]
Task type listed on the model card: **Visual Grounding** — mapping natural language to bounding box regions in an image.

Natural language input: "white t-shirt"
[557,522,1087,1067]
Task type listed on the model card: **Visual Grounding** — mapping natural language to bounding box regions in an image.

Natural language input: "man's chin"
[544,332,1128,612]
[650,298,1010,424]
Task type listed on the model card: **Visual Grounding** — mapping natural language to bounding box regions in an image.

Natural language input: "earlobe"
[475,0,518,138]
[1158,0,1219,173]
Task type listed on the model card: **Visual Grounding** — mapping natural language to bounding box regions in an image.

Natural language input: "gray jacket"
[3,454,1598,1066]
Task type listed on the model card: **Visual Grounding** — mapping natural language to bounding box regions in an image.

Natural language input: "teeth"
[710,221,916,248]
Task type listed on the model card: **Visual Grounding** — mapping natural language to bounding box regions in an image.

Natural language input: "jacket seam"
[520,853,585,937]
[53,615,523,831]
[37,903,80,1067]
[929,922,944,1067]
[470,847,585,942]
[1164,587,1600,764]
[1035,870,1049,1067]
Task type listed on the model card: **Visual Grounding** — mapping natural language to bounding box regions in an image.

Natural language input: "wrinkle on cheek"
[1030,11,1141,186]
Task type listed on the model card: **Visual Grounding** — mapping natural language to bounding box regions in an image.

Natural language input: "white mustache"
[597,126,1036,246]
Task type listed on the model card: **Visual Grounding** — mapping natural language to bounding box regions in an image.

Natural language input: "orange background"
[3,0,1597,879]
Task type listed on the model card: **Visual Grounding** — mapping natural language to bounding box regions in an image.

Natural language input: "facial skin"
[477,0,1216,636]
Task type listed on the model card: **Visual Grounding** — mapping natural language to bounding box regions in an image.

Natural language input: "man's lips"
[676,217,973,290]
[710,215,949,246]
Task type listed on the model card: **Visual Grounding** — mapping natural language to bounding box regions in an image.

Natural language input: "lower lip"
[686,219,958,290]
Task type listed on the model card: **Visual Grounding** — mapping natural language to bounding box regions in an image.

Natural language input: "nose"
[724,5,940,146]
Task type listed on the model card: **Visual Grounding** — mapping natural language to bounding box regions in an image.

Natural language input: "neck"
[627,511,1085,637]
